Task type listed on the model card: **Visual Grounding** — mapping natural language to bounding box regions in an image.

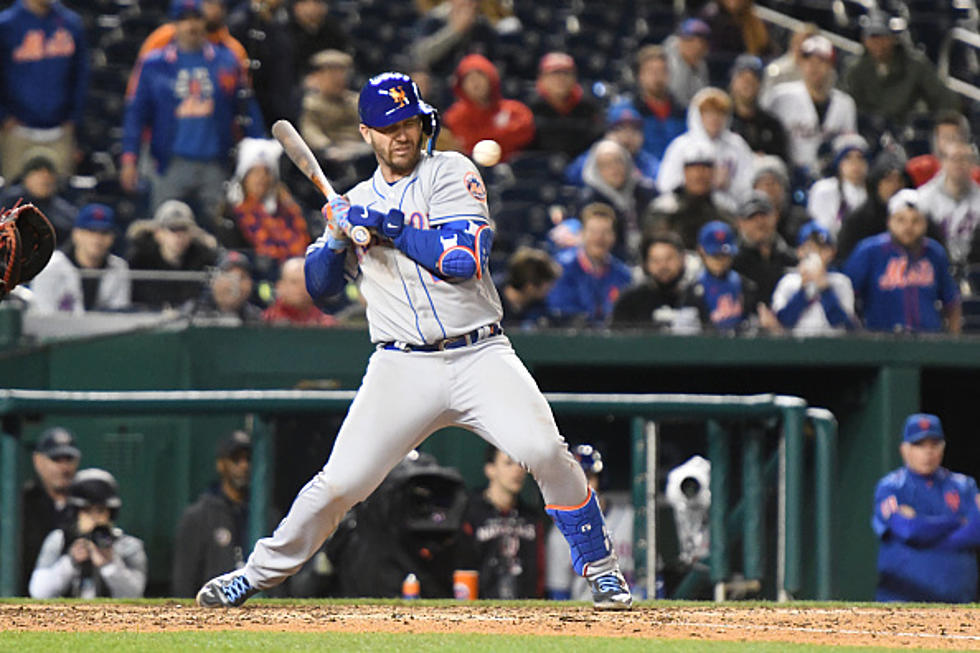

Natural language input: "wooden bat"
[271,119,370,246]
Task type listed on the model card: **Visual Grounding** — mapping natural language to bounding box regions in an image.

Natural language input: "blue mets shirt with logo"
[872,466,980,602]
[844,233,959,332]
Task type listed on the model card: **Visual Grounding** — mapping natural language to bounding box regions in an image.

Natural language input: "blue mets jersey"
[844,233,959,332]
[872,466,980,603]
[687,268,752,331]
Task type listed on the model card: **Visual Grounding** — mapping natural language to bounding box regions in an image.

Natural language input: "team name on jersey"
[474,519,537,543]
[175,67,215,118]
[878,257,935,290]
[12,28,75,62]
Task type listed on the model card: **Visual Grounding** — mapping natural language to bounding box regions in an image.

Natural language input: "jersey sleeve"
[937,476,980,551]
[872,476,961,544]
[426,153,490,226]
[932,243,960,306]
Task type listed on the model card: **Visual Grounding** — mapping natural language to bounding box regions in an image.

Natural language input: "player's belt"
[380,323,503,352]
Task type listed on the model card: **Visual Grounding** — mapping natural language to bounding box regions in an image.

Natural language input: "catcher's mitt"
[0,202,56,301]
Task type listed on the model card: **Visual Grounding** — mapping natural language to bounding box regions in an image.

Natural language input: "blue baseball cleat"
[585,556,633,610]
[196,570,257,608]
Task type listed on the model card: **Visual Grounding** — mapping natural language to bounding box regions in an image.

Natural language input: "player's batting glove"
[380,209,405,239]
[322,196,351,251]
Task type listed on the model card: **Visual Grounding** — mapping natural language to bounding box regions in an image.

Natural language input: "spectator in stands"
[732,190,798,304]
[836,150,910,264]
[917,141,980,277]
[644,142,732,250]
[28,204,131,314]
[172,430,252,597]
[30,468,147,598]
[760,22,819,97]
[872,414,980,603]
[771,221,855,335]
[20,427,80,596]
[298,50,370,163]
[564,105,659,187]
[663,18,711,108]
[728,55,788,161]
[657,87,755,208]
[262,257,336,326]
[229,0,297,130]
[455,444,545,599]
[497,247,561,330]
[845,188,961,333]
[443,54,535,163]
[611,231,693,329]
[188,250,264,324]
[0,152,77,245]
[698,0,773,57]
[228,138,311,275]
[684,220,761,332]
[134,0,249,70]
[762,35,857,182]
[289,0,350,80]
[907,111,980,188]
[843,11,958,133]
[579,139,656,262]
[546,444,634,601]
[0,0,88,180]
[547,202,632,327]
[528,52,604,159]
[410,0,515,79]
[807,134,869,239]
[752,155,809,248]
[609,45,686,164]
[121,1,264,228]
[126,199,218,310]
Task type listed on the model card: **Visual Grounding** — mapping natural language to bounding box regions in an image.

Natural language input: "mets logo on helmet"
[380,85,410,113]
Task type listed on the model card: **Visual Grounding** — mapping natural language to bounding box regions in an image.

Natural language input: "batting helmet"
[68,468,122,516]
[572,444,604,476]
[358,72,440,154]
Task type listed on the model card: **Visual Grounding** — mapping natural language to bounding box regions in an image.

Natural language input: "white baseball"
[471,139,502,167]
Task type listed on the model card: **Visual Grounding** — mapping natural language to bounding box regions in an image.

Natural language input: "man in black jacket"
[732,191,798,304]
[612,231,691,328]
[171,431,252,597]
[20,427,80,595]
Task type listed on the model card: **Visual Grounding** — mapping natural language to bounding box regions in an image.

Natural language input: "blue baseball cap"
[903,413,944,443]
[698,220,737,256]
[797,221,834,247]
[170,0,203,19]
[730,54,763,80]
[74,203,116,232]
[358,72,434,130]
[606,104,643,128]
[677,18,711,39]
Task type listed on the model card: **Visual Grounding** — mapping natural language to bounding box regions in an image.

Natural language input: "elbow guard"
[436,224,493,280]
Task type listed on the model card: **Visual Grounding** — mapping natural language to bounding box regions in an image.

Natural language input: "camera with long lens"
[84,524,117,549]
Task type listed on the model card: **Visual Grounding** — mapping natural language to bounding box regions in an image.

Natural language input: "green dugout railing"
[0,389,835,600]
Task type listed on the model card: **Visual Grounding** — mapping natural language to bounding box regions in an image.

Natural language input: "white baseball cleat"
[195,570,257,608]
[588,569,633,610]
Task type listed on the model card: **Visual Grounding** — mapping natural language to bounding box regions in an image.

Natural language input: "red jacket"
[444,54,535,162]
[262,299,336,326]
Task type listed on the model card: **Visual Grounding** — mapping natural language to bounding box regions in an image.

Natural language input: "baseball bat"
[270,119,370,246]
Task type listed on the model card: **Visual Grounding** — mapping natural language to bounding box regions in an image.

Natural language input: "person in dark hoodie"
[528,52,604,159]
[172,431,252,597]
[443,53,535,163]
[836,150,946,265]
[0,152,77,246]
[612,231,692,328]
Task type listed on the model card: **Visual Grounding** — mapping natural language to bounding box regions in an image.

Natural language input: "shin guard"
[546,489,612,576]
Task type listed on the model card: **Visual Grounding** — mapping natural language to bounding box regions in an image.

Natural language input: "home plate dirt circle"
[2,603,979,649]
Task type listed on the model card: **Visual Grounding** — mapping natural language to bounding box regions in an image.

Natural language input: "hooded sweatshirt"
[444,54,535,163]
[656,88,755,206]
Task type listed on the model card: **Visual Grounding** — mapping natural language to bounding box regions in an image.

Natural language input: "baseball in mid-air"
[471,139,502,167]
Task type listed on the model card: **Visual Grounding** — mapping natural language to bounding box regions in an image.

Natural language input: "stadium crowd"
[1,0,978,335]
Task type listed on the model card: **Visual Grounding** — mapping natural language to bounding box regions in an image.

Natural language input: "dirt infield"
[2,602,979,649]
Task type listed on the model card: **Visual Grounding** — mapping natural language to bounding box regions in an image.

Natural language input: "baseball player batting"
[195,72,632,610]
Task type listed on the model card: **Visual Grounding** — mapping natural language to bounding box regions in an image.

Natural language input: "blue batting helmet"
[573,444,604,476]
[358,72,440,152]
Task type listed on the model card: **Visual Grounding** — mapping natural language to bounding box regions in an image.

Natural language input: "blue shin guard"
[546,489,612,576]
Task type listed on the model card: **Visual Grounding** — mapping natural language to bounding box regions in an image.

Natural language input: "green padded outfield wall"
[3,324,980,598]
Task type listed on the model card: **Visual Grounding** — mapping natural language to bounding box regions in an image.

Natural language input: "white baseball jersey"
[917,174,980,267]
[762,81,856,172]
[806,177,867,239]
[771,270,855,335]
[343,150,502,345]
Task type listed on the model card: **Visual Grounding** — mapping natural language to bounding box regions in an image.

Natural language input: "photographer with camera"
[29,468,147,598]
